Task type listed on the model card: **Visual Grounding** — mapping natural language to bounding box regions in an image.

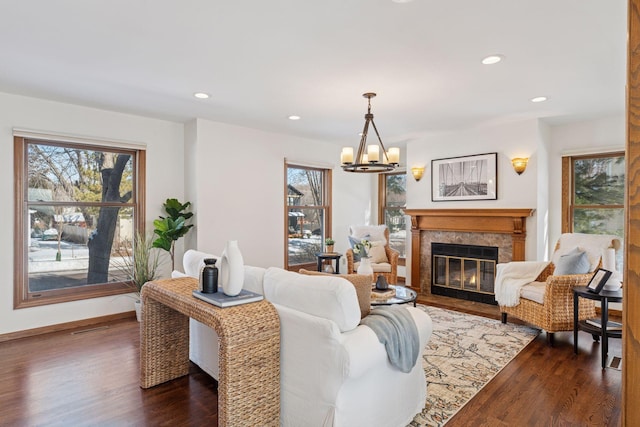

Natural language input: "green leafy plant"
[153,198,193,270]
[324,237,335,246]
[353,239,372,258]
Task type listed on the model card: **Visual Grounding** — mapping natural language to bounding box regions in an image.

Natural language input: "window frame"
[13,136,146,309]
[284,161,332,271]
[561,151,625,234]
[378,171,407,262]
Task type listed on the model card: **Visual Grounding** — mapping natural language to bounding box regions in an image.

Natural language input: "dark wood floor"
[0,297,621,426]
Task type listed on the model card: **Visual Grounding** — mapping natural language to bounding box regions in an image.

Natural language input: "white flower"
[353,239,372,258]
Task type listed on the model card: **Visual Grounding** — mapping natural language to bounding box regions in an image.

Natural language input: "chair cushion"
[554,248,590,275]
[552,233,620,272]
[369,241,388,263]
[298,269,371,318]
[354,262,392,273]
[520,281,546,304]
[350,225,387,242]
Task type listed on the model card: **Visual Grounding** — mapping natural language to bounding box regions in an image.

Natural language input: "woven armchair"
[500,233,620,346]
[345,226,399,284]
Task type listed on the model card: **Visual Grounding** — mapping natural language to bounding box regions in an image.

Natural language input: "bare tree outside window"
[285,165,331,268]
[15,137,143,308]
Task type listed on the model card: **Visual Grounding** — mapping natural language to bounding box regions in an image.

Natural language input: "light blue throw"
[360,305,420,373]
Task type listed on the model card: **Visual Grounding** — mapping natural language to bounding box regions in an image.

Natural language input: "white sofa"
[176,250,433,427]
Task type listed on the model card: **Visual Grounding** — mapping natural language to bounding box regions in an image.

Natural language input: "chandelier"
[341,92,400,173]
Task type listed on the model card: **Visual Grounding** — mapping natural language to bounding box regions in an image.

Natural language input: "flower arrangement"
[353,239,372,258]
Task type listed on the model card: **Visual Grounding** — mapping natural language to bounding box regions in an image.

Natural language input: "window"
[562,152,624,268]
[285,163,331,270]
[378,172,407,258]
[14,136,145,308]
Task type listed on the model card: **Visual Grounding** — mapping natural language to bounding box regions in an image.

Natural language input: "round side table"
[573,286,623,369]
[315,252,342,274]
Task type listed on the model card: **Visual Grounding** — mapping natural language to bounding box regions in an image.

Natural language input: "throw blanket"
[494,261,550,307]
[360,305,420,373]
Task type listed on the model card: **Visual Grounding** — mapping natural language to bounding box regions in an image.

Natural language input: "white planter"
[220,240,245,296]
[134,300,142,322]
[357,257,374,279]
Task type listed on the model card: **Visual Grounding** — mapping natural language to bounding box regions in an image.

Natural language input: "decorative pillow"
[368,241,388,264]
[298,269,371,318]
[554,248,591,275]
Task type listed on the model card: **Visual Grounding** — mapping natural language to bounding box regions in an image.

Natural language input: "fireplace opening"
[431,242,498,305]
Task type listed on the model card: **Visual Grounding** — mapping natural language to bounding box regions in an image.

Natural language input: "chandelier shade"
[341,93,399,173]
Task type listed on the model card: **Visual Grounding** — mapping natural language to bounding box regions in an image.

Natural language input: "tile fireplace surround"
[404,209,535,295]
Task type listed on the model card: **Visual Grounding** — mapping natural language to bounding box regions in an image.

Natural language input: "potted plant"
[114,231,162,321]
[325,237,335,253]
[153,198,193,271]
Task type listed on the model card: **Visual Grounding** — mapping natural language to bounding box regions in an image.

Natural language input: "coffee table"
[371,285,418,307]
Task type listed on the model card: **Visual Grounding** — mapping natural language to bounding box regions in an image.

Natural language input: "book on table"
[192,289,263,308]
[585,318,623,331]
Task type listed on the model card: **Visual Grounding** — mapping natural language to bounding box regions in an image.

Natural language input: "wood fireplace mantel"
[404,208,535,291]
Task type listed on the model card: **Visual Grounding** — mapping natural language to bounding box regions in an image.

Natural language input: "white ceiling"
[0,0,627,146]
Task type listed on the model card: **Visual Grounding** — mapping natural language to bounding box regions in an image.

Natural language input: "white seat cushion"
[354,262,392,273]
[520,281,546,304]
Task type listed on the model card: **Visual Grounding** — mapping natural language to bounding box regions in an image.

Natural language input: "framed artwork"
[586,268,612,293]
[431,152,498,201]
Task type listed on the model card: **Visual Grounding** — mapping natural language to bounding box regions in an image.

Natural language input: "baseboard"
[0,311,136,343]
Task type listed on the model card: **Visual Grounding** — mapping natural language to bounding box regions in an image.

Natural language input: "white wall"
[403,115,625,265]
[406,119,543,260]
[547,115,626,249]
[184,118,369,270]
[0,92,184,335]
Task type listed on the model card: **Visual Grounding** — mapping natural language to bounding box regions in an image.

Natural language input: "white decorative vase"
[357,256,374,278]
[220,240,245,296]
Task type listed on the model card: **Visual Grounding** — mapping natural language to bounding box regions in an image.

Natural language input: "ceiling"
[0,1,627,146]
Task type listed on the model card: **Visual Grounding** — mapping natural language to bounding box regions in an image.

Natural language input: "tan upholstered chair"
[345,225,399,285]
[499,233,621,345]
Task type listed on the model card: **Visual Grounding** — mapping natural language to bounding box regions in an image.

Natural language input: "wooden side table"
[573,286,623,369]
[140,277,280,426]
[316,252,342,274]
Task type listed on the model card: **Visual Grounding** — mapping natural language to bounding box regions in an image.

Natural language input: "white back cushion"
[183,249,217,277]
[551,233,620,272]
[263,267,361,332]
[182,249,265,294]
[350,225,387,243]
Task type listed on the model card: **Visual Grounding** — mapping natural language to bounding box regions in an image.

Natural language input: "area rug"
[409,305,540,427]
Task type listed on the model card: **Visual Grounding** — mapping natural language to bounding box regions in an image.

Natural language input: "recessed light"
[288,115,301,120]
[481,55,503,65]
[194,92,210,99]
[391,0,414,3]
[531,96,548,103]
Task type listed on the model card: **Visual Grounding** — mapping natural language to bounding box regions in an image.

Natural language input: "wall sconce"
[411,166,425,182]
[511,158,529,175]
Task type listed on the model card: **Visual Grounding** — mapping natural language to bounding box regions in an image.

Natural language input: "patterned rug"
[409,305,540,427]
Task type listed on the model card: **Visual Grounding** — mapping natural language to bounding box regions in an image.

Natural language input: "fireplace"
[431,243,498,305]
[404,209,535,301]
